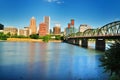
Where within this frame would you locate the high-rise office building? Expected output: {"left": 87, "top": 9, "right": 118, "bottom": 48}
{"left": 53, "top": 24, "right": 61, "bottom": 34}
{"left": 65, "top": 19, "right": 76, "bottom": 36}
{"left": 71, "top": 19, "right": 74, "bottom": 27}
{"left": 29, "top": 17, "right": 37, "bottom": 35}
{"left": 44, "top": 16, "right": 50, "bottom": 34}
{"left": 38, "top": 22, "right": 47, "bottom": 36}
{"left": 68, "top": 23, "right": 71, "bottom": 28}
{"left": 67, "top": 19, "right": 74, "bottom": 28}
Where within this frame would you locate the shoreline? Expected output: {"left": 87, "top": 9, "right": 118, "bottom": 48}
{"left": 6, "top": 38, "right": 62, "bottom": 42}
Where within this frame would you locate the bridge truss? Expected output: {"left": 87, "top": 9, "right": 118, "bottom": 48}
{"left": 83, "top": 21, "right": 120, "bottom": 37}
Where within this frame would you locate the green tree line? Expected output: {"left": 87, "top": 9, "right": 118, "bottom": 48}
{"left": 0, "top": 32, "right": 63, "bottom": 42}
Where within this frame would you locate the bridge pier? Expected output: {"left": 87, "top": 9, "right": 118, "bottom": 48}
{"left": 73, "top": 39, "right": 75, "bottom": 44}
{"left": 75, "top": 38, "right": 79, "bottom": 45}
{"left": 81, "top": 38, "right": 88, "bottom": 48}
{"left": 95, "top": 38, "right": 105, "bottom": 51}
{"left": 68, "top": 39, "right": 75, "bottom": 44}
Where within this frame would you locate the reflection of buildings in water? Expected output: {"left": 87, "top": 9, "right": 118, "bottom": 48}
{"left": 45, "top": 43, "right": 62, "bottom": 79}
{"left": 28, "top": 43, "right": 36, "bottom": 80}
{"left": 39, "top": 43, "right": 49, "bottom": 79}
{"left": 52, "top": 43, "right": 60, "bottom": 77}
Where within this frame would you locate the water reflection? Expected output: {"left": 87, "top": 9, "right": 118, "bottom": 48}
{"left": 39, "top": 43, "right": 48, "bottom": 79}
{"left": 0, "top": 42, "right": 109, "bottom": 80}
{"left": 28, "top": 42, "right": 36, "bottom": 80}
{"left": 50, "top": 43, "right": 60, "bottom": 78}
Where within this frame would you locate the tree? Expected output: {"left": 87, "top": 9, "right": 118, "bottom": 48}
{"left": 6, "top": 32, "right": 11, "bottom": 38}
{"left": 55, "top": 35, "right": 61, "bottom": 40}
{"left": 0, "top": 32, "right": 4, "bottom": 39}
{"left": 30, "top": 34, "right": 39, "bottom": 39}
{"left": 42, "top": 35, "right": 51, "bottom": 42}
{"left": 0, "top": 32, "right": 8, "bottom": 40}
{"left": 100, "top": 40, "right": 120, "bottom": 79}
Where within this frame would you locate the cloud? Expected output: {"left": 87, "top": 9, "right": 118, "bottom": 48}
{"left": 47, "top": 0, "right": 52, "bottom": 2}
{"left": 56, "top": 1, "right": 64, "bottom": 4}
{"left": 46, "top": 0, "right": 64, "bottom": 4}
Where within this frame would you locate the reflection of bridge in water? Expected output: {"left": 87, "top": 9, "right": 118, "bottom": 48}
{"left": 64, "top": 21, "right": 120, "bottom": 51}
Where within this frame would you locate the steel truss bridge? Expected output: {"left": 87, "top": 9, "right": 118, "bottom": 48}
{"left": 64, "top": 21, "right": 120, "bottom": 51}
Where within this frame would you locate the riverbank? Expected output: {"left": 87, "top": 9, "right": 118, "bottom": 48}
{"left": 0, "top": 40, "right": 6, "bottom": 42}
{"left": 6, "top": 38, "right": 62, "bottom": 42}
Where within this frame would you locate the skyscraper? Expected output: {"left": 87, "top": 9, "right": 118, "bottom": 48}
{"left": 68, "top": 23, "right": 71, "bottom": 28}
{"left": 38, "top": 22, "right": 47, "bottom": 36}
{"left": 65, "top": 19, "right": 76, "bottom": 36}
{"left": 29, "top": 17, "right": 37, "bottom": 35}
{"left": 71, "top": 19, "right": 74, "bottom": 27}
{"left": 44, "top": 16, "right": 50, "bottom": 34}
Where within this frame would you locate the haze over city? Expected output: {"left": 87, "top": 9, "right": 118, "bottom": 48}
{"left": 0, "top": 0, "right": 120, "bottom": 31}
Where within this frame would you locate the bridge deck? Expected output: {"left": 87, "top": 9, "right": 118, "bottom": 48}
{"left": 69, "top": 35, "right": 120, "bottom": 39}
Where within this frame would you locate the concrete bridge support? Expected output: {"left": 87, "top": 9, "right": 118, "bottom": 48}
{"left": 75, "top": 39, "right": 79, "bottom": 45}
{"left": 68, "top": 39, "right": 75, "bottom": 44}
{"left": 72, "top": 39, "right": 75, "bottom": 44}
{"left": 81, "top": 39, "right": 88, "bottom": 48}
{"left": 95, "top": 38, "right": 105, "bottom": 51}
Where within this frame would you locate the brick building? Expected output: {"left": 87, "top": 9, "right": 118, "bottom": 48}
{"left": 38, "top": 22, "right": 47, "bottom": 36}
{"left": 53, "top": 24, "right": 61, "bottom": 34}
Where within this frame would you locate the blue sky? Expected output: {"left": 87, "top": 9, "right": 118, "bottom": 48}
{"left": 0, "top": 0, "right": 120, "bottom": 31}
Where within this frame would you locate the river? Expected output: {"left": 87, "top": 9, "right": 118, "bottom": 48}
{"left": 0, "top": 42, "right": 109, "bottom": 80}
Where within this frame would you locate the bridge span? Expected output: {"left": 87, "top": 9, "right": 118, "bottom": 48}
{"left": 64, "top": 21, "right": 120, "bottom": 51}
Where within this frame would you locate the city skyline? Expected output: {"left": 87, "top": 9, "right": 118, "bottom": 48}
{"left": 0, "top": 0, "right": 120, "bottom": 31}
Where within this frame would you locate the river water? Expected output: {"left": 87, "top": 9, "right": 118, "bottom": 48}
{"left": 0, "top": 42, "right": 109, "bottom": 80}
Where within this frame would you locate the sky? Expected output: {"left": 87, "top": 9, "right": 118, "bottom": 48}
{"left": 0, "top": 0, "right": 120, "bottom": 31}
